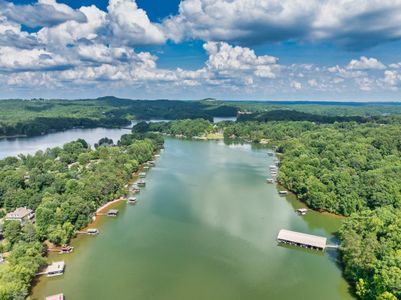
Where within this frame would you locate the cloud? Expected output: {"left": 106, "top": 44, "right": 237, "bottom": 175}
{"left": 0, "top": 46, "right": 70, "bottom": 71}
{"left": 290, "top": 81, "right": 302, "bottom": 90}
{"left": 107, "top": 0, "right": 165, "bottom": 46}
{"left": 0, "top": 0, "right": 87, "bottom": 28}
{"left": 347, "top": 56, "right": 386, "bottom": 70}
{"left": 0, "top": 16, "right": 43, "bottom": 49}
{"left": 163, "top": 0, "right": 401, "bottom": 49}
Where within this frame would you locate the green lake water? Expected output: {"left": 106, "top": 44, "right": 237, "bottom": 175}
{"left": 31, "top": 138, "right": 354, "bottom": 300}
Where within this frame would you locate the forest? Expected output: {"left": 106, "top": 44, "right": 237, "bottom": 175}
{"left": 0, "top": 133, "right": 163, "bottom": 299}
{"left": 0, "top": 97, "right": 237, "bottom": 137}
{"left": 144, "top": 118, "right": 401, "bottom": 300}
{"left": 3, "top": 97, "right": 401, "bottom": 138}
{"left": 134, "top": 119, "right": 216, "bottom": 138}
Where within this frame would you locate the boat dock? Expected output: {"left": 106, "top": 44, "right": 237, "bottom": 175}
{"left": 277, "top": 229, "right": 327, "bottom": 251}
{"left": 296, "top": 208, "right": 308, "bottom": 215}
{"left": 37, "top": 261, "right": 65, "bottom": 277}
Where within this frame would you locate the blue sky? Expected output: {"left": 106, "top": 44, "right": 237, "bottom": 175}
{"left": 1, "top": 0, "right": 401, "bottom": 101}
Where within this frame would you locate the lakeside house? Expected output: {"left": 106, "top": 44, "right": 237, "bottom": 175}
{"left": 45, "top": 294, "right": 64, "bottom": 300}
{"left": 45, "top": 261, "right": 65, "bottom": 277}
{"left": 5, "top": 207, "right": 34, "bottom": 225}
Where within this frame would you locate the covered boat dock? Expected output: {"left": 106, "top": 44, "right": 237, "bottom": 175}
{"left": 277, "top": 229, "right": 327, "bottom": 251}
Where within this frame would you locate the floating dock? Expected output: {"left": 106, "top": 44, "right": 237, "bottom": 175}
{"left": 277, "top": 229, "right": 327, "bottom": 251}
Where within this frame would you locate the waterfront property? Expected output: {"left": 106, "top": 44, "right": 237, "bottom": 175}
{"left": 5, "top": 207, "right": 34, "bottom": 224}
{"left": 45, "top": 261, "right": 65, "bottom": 277}
{"left": 277, "top": 229, "right": 327, "bottom": 251}
{"left": 107, "top": 209, "right": 119, "bottom": 217}
{"left": 30, "top": 137, "right": 352, "bottom": 300}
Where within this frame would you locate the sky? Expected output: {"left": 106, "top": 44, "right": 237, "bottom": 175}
{"left": 1, "top": 0, "right": 401, "bottom": 101}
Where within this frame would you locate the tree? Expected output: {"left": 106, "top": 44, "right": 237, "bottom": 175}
{"left": 3, "top": 221, "right": 21, "bottom": 245}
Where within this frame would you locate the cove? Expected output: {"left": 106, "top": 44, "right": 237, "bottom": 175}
{"left": 30, "top": 137, "right": 353, "bottom": 300}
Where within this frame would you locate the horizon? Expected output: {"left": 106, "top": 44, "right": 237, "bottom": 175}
{"left": 2, "top": 96, "right": 401, "bottom": 104}
{"left": 0, "top": 0, "right": 401, "bottom": 101}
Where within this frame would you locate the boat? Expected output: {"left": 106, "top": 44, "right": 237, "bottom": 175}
{"left": 59, "top": 245, "right": 74, "bottom": 254}
{"left": 128, "top": 197, "right": 137, "bottom": 204}
{"left": 266, "top": 178, "right": 274, "bottom": 184}
{"left": 279, "top": 190, "right": 288, "bottom": 195}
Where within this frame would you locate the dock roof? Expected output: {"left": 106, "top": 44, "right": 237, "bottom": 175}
{"left": 277, "top": 229, "right": 327, "bottom": 249}
{"left": 46, "top": 261, "right": 65, "bottom": 274}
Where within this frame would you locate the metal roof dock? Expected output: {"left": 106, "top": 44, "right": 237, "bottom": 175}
{"left": 277, "top": 229, "right": 327, "bottom": 250}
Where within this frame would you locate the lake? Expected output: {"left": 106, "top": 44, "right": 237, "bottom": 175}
{"left": 0, "top": 128, "right": 132, "bottom": 159}
{"left": 18, "top": 132, "right": 353, "bottom": 300}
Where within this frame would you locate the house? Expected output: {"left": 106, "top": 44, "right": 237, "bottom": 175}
{"left": 5, "top": 207, "right": 34, "bottom": 224}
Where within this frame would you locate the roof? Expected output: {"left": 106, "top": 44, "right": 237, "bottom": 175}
{"left": 46, "top": 261, "right": 65, "bottom": 273}
{"left": 277, "top": 229, "right": 327, "bottom": 249}
{"left": 5, "top": 207, "right": 33, "bottom": 219}
{"left": 45, "top": 294, "right": 64, "bottom": 300}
